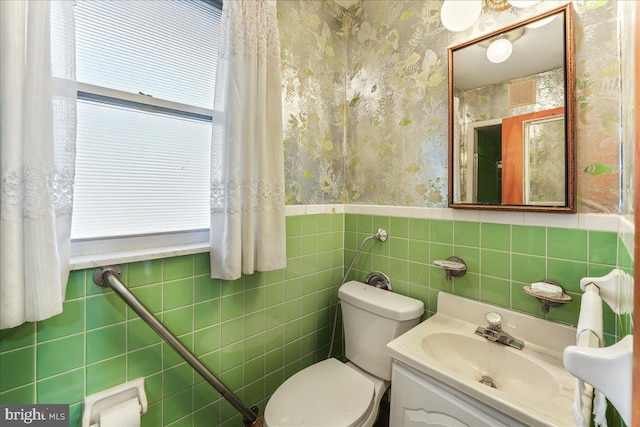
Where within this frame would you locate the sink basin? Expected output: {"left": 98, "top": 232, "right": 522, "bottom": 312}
{"left": 421, "top": 332, "right": 559, "bottom": 403}
{"left": 387, "top": 292, "right": 591, "bottom": 426}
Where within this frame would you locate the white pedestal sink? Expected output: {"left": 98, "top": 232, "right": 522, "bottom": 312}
{"left": 387, "top": 292, "right": 591, "bottom": 426}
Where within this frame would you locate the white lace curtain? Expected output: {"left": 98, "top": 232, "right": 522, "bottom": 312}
{"left": 0, "top": 0, "right": 76, "bottom": 329}
{"left": 210, "top": 0, "right": 286, "bottom": 280}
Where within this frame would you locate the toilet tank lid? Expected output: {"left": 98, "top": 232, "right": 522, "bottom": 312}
{"left": 339, "top": 281, "right": 424, "bottom": 321}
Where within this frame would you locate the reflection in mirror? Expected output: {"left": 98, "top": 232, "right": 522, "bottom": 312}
{"left": 448, "top": 4, "right": 575, "bottom": 212}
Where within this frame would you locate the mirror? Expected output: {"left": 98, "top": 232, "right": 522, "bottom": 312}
{"left": 448, "top": 4, "right": 575, "bottom": 212}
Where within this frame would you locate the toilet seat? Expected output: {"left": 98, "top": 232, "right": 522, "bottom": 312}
{"left": 264, "top": 358, "right": 375, "bottom": 427}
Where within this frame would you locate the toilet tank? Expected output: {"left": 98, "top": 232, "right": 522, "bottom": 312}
{"left": 338, "top": 281, "right": 424, "bottom": 381}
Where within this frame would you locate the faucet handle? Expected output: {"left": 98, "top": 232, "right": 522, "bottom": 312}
{"left": 485, "top": 312, "right": 503, "bottom": 330}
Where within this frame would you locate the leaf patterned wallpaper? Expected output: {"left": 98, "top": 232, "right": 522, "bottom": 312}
{"left": 278, "top": 0, "right": 628, "bottom": 214}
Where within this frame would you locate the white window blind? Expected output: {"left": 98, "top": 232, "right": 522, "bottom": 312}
{"left": 71, "top": 0, "right": 221, "bottom": 244}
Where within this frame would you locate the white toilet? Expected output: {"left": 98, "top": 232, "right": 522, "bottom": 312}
{"left": 264, "top": 280, "right": 424, "bottom": 427}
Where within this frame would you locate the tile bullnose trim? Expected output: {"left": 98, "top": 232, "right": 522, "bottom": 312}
{"left": 344, "top": 205, "right": 624, "bottom": 233}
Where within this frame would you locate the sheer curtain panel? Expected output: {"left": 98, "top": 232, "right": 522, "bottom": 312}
{"left": 0, "top": 0, "right": 76, "bottom": 329}
{"left": 210, "top": 0, "right": 286, "bottom": 280}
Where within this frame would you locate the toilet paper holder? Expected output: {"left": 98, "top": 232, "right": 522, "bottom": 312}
{"left": 82, "top": 377, "right": 147, "bottom": 427}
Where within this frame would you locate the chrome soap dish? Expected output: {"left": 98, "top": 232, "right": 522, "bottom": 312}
{"left": 522, "top": 280, "right": 572, "bottom": 314}
{"left": 433, "top": 256, "right": 467, "bottom": 282}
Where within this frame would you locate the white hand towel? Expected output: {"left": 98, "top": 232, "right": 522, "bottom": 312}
{"left": 572, "top": 378, "right": 587, "bottom": 427}
{"left": 593, "top": 390, "right": 608, "bottom": 427}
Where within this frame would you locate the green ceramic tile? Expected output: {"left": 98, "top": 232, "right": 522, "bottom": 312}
{"left": 389, "top": 237, "right": 409, "bottom": 261}
{"left": 194, "top": 275, "right": 220, "bottom": 302}
{"left": 37, "top": 334, "right": 83, "bottom": 379}
{"left": 0, "top": 384, "right": 35, "bottom": 404}
{"left": 163, "top": 278, "right": 193, "bottom": 310}
{"left": 38, "top": 299, "right": 84, "bottom": 342}
{"left": 245, "top": 356, "right": 265, "bottom": 384}
{"left": 220, "top": 342, "right": 244, "bottom": 375}
{"left": 408, "top": 240, "right": 429, "bottom": 263}
{"left": 264, "top": 368, "right": 283, "bottom": 398}
{"left": 127, "top": 286, "right": 162, "bottom": 319}
{"left": 86, "top": 324, "right": 126, "bottom": 364}
{"left": 300, "top": 254, "right": 316, "bottom": 276}
{"left": 245, "top": 332, "right": 266, "bottom": 361}
{"left": 480, "top": 250, "right": 510, "bottom": 279}
{"left": 302, "top": 214, "right": 318, "bottom": 235}
{"left": 317, "top": 232, "right": 332, "bottom": 252}
{"left": 194, "top": 252, "right": 211, "bottom": 276}
{"left": 68, "top": 403, "right": 82, "bottom": 427}
{"left": 286, "top": 215, "right": 303, "bottom": 236}
{"left": 0, "top": 347, "right": 35, "bottom": 392}
{"left": 245, "top": 311, "right": 266, "bottom": 337}
{"left": 283, "top": 341, "right": 301, "bottom": 366}
{"left": 345, "top": 214, "right": 357, "bottom": 232}
{"left": 163, "top": 363, "right": 193, "bottom": 397}
{"left": 453, "top": 273, "right": 480, "bottom": 300}
{"left": 389, "top": 258, "right": 409, "bottom": 282}
{"left": 128, "top": 260, "right": 162, "bottom": 287}
{"left": 390, "top": 216, "right": 409, "bottom": 238}
{"left": 194, "top": 299, "right": 220, "bottom": 330}
{"left": 300, "top": 294, "right": 316, "bottom": 315}
{"left": 144, "top": 373, "right": 163, "bottom": 404}
{"left": 589, "top": 231, "right": 617, "bottom": 265}
{"left": 429, "top": 242, "right": 453, "bottom": 263}
{"left": 37, "top": 368, "right": 83, "bottom": 404}
{"left": 163, "top": 255, "right": 193, "bottom": 281}
{"left": 454, "top": 221, "right": 480, "bottom": 247}
{"left": 548, "top": 228, "right": 587, "bottom": 261}
{"left": 141, "top": 402, "right": 162, "bottom": 427}
{"left": 128, "top": 344, "right": 162, "bottom": 378}
{"left": 357, "top": 215, "right": 373, "bottom": 234}
{"left": 0, "top": 322, "right": 35, "bottom": 352}
{"left": 266, "top": 283, "right": 285, "bottom": 307}
{"left": 265, "top": 347, "right": 284, "bottom": 373}
{"left": 220, "top": 318, "right": 244, "bottom": 347}
{"left": 86, "top": 355, "right": 126, "bottom": 395}
{"left": 163, "top": 388, "right": 193, "bottom": 425}
{"left": 164, "top": 306, "right": 194, "bottom": 336}
{"left": 301, "top": 235, "right": 317, "bottom": 256}
{"left": 511, "top": 225, "right": 546, "bottom": 256}
{"left": 86, "top": 292, "right": 126, "bottom": 330}
{"left": 162, "top": 333, "right": 194, "bottom": 369}
{"left": 317, "top": 214, "right": 332, "bottom": 233}
{"left": 285, "top": 300, "right": 301, "bottom": 323}
{"left": 194, "top": 401, "right": 220, "bottom": 427}
{"left": 221, "top": 293, "right": 244, "bottom": 322}
{"left": 481, "top": 223, "right": 510, "bottom": 251}
{"left": 245, "top": 288, "right": 266, "bottom": 314}
{"left": 408, "top": 262, "right": 429, "bottom": 287}
{"left": 286, "top": 236, "right": 302, "bottom": 258}
{"left": 511, "top": 254, "right": 546, "bottom": 284}
{"left": 331, "top": 213, "right": 344, "bottom": 231}
{"left": 66, "top": 270, "right": 86, "bottom": 300}
{"left": 266, "top": 269, "right": 285, "bottom": 285}
{"left": 128, "top": 318, "right": 162, "bottom": 351}
{"left": 285, "top": 257, "right": 303, "bottom": 280}
{"left": 428, "top": 266, "right": 452, "bottom": 293}
{"left": 481, "top": 276, "right": 511, "bottom": 308}
{"left": 266, "top": 306, "right": 284, "bottom": 331}
{"left": 546, "top": 258, "right": 587, "bottom": 293}
{"left": 430, "top": 220, "right": 453, "bottom": 244}
{"left": 317, "top": 251, "right": 331, "bottom": 271}
{"left": 408, "top": 218, "right": 429, "bottom": 241}
{"left": 194, "top": 325, "right": 220, "bottom": 356}
{"left": 546, "top": 294, "right": 580, "bottom": 325}
{"left": 244, "top": 378, "right": 265, "bottom": 408}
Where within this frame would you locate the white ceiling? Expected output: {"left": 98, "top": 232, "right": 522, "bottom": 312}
{"left": 453, "top": 12, "right": 565, "bottom": 91}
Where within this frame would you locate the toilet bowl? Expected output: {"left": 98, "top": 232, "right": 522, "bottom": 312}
{"left": 264, "top": 280, "right": 424, "bottom": 427}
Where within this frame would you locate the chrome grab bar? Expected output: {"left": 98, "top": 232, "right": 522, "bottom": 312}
{"left": 93, "top": 265, "right": 259, "bottom": 426}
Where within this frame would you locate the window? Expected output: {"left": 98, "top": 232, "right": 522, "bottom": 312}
{"left": 70, "top": 0, "right": 222, "bottom": 257}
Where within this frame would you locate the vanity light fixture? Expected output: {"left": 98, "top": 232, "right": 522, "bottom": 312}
{"left": 486, "top": 37, "right": 513, "bottom": 63}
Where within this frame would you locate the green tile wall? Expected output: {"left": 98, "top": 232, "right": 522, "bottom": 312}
{"left": 0, "top": 213, "right": 344, "bottom": 427}
{"left": 0, "top": 212, "right": 633, "bottom": 427}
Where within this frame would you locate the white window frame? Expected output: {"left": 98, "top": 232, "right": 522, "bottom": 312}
{"left": 70, "top": 2, "right": 224, "bottom": 267}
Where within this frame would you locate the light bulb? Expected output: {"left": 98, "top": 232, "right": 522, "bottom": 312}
{"left": 486, "top": 38, "right": 513, "bottom": 63}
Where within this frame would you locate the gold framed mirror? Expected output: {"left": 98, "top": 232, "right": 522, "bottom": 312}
{"left": 448, "top": 4, "right": 575, "bottom": 212}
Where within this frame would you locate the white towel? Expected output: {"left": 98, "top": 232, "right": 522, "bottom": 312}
{"left": 572, "top": 378, "right": 587, "bottom": 427}
{"left": 593, "top": 390, "right": 608, "bottom": 427}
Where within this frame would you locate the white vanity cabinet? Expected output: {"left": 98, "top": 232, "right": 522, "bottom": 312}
{"left": 389, "top": 362, "right": 526, "bottom": 427}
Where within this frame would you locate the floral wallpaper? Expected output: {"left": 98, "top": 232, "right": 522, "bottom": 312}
{"left": 278, "top": 0, "right": 625, "bottom": 214}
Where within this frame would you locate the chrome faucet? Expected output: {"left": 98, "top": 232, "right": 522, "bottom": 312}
{"left": 474, "top": 312, "right": 525, "bottom": 350}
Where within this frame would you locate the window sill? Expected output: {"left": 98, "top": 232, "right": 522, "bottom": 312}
{"left": 70, "top": 242, "right": 210, "bottom": 271}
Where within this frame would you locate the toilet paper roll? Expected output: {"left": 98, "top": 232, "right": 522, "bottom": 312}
{"left": 576, "top": 290, "right": 603, "bottom": 345}
{"left": 99, "top": 398, "right": 141, "bottom": 427}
